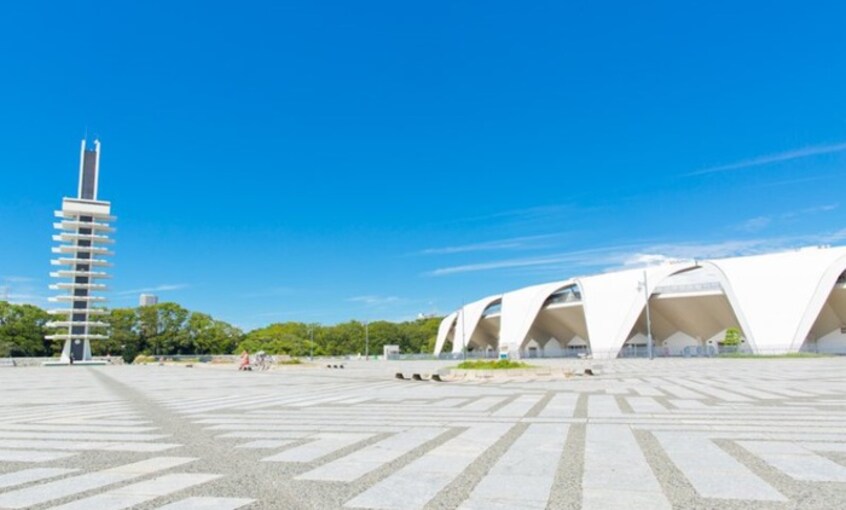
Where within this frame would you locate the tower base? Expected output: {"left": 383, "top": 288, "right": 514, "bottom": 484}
{"left": 43, "top": 359, "right": 108, "bottom": 367}
{"left": 59, "top": 338, "right": 93, "bottom": 363}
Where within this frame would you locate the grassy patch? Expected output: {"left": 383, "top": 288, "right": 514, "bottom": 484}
{"left": 279, "top": 358, "right": 303, "bottom": 365}
{"left": 456, "top": 359, "right": 532, "bottom": 370}
{"left": 718, "top": 352, "right": 831, "bottom": 359}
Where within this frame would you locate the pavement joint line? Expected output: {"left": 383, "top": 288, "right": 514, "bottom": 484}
{"left": 547, "top": 422, "right": 585, "bottom": 510}
{"left": 87, "top": 369, "right": 293, "bottom": 509}
{"left": 3, "top": 360, "right": 845, "bottom": 509}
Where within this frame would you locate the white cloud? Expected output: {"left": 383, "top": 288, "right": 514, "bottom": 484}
{"left": 734, "top": 203, "right": 838, "bottom": 232}
{"left": 1, "top": 276, "right": 37, "bottom": 283}
{"left": 427, "top": 255, "right": 570, "bottom": 276}
{"left": 426, "top": 245, "right": 643, "bottom": 276}
{"left": 426, "top": 232, "right": 846, "bottom": 277}
{"left": 347, "top": 295, "right": 402, "bottom": 306}
{"left": 798, "top": 203, "right": 839, "bottom": 215}
{"left": 688, "top": 141, "right": 846, "bottom": 176}
{"left": 621, "top": 253, "right": 678, "bottom": 267}
{"left": 420, "top": 234, "right": 558, "bottom": 255}
{"left": 3, "top": 293, "right": 49, "bottom": 304}
{"left": 735, "top": 216, "right": 772, "bottom": 233}
{"left": 1, "top": 276, "right": 48, "bottom": 306}
{"left": 750, "top": 175, "right": 834, "bottom": 188}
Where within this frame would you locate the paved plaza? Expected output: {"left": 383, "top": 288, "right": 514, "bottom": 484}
{"left": 0, "top": 359, "right": 845, "bottom": 509}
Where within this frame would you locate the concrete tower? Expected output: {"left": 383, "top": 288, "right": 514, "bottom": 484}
{"left": 46, "top": 140, "right": 115, "bottom": 364}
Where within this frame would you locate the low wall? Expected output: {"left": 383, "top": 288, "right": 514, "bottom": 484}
{"left": 0, "top": 356, "right": 125, "bottom": 367}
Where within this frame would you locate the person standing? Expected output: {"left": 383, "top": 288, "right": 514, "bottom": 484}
{"left": 239, "top": 350, "right": 250, "bottom": 371}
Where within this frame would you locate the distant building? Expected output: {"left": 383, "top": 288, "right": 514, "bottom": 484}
{"left": 47, "top": 140, "right": 115, "bottom": 364}
{"left": 383, "top": 344, "right": 400, "bottom": 359}
{"left": 139, "top": 294, "right": 158, "bottom": 307}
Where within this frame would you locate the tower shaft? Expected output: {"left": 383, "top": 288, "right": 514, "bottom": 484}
{"left": 47, "top": 140, "right": 115, "bottom": 364}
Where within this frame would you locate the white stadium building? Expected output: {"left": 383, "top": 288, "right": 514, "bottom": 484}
{"left": 434, "top": 245, "right": 846, "bottom": 359}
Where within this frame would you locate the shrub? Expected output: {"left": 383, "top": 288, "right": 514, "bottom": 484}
{"left": 723, "top": 327, "right": 742, "bottom": 346}
{"left": 456, "top": 359, "right": 531, "bottom": 370}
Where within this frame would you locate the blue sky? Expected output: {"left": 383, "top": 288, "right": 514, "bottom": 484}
{"left": 1, "top": 1, "right": 845, "bottom": 330}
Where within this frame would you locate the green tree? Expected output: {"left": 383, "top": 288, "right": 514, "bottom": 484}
{"left": 723, "top": 327, "right": 742, "bottom": 346}
{"left": 187, "top": 312, "right": 242, "bottom": 354}
{"left": 238, "top": 322, "right": 310, "bottom": 355}
{"left": 98, "top": 308, "right": 141, "bottom": 362}
{"left": 365, "top": 321, "right": 399, "bottom": 356}
{"left": 0, "top": 302, "right": 53, "bottom": 357}
{"left": 400, "top": 317, "right": 441, "bottom": 353}
{"left": 154, "top": 303, "right": 190, "bottom": 354}
{"left": 1, "top": 300, "right": 446, "bottom": 360}
{"left": 137, "top": 304, "right": 160, "bottom": 354}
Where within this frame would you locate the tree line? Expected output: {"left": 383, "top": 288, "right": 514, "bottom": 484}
{"left": 238, "top": 318, "right": 442, "bottom": 358}
{"left": 0, "top": 301, "right": 442, "bottom": 362}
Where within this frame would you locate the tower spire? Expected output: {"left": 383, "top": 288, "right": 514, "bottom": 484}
{"left": 77, "top": 139, "right": 101, "bottom": 200}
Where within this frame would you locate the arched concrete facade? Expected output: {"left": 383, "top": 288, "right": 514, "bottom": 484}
{"left": 575, "top": 262, "right": 697, "bottom": 358}
{"left": 525, "top": 301, "right": 589, "bottom": 355}
{"left": 627, "top": 288, "right": 746, "bottom": 355}
{"left": 805, "top": 278, "right": 846, "bottom": 352}
{"left": 468, "top": 313, "right": 500, "bottom": 353}
{"left": 498, "top": 280, "right": 575, "bottom": 356}
{"left": 435, "top": 246, "right": 846, "bottom": 358}
{"left": 450, "top": 295, "right": 502, "bottom": 354}
{"left": 792, "top": 253, "right": 846, "bottom": 352}
{"left": 434, "top": 312, "right": 457, "bottom": 356}
{"left": 705, "top": 247, "right": 846, "bottom": 354}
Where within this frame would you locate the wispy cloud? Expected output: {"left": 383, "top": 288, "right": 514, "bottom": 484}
{"left": 442, "top": 204, "right": 598, "bottom": 231}
{"left": 347, "top": 295, "right": 402, "bottom": 306}
{"left": 733, "top": 203, "right": 839, "bottom": 233}
{"left": 427, "top": 255, "right": 569, "bottom": 276}
{"left": 420, "top": 234, "right": 558, "bottom": 255}
{"left": 426, "top": 244, "right": 643, "bottom": 276}
{"left": 621, "top": 239, "right": 775, "bottom": 263}
{"left": 785, "top": 203, "right": 839, "bottom": 218}
{"left": 735, "top": 216, "right": 772, "bottom": 233}
{"left": 1, "top": 276, "right": 37, "bottom": 284}
{"left": 748, "top": 174, "right": 836, "bottom": 189}
{"left": 2, "top": 293, "right": 49, "bottom": 304}
{"left": 114, "top": 284, "right": 189, "bottom": 297}
{"left": 687, "top": 141, "right": 846, "bottom": 176}
{"left": 1, "top": 276, "right": 48, "bottom": 306}
{"left": 621, "top": 254, "right": 678, "bottom": 267}
{"left": 426, "top": 231, "right": 846, "bottom": 278}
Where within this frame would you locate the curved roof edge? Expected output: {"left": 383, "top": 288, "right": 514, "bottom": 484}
{"left": 451, "top": 294, "right": 502, "bottom": 353}
{"left": 434, "top": 312, "right": 458, "bottom": 356}
{"left": 499, "top": 280, "right": 575, "bottom": 353}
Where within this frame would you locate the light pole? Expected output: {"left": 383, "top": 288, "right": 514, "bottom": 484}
{"left": 460, "top": 302, "right": 466, "bottom": 361}
{"left": 364, "top": 320, "right": 369, "bottom": 360}
{"left": 309, "top": 324, "right": 314, "bottom": 361}
{"left": 637, "top": 270, "right": 654, "bottom": 360}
